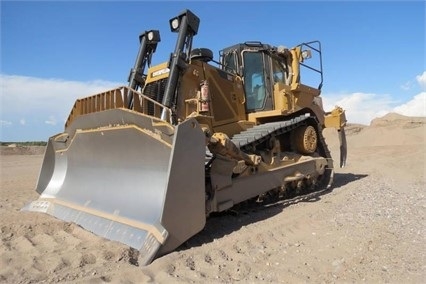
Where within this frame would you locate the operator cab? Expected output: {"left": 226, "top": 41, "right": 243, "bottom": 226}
{"left": 220, "top": 42, "right": 291, "bottom": 113}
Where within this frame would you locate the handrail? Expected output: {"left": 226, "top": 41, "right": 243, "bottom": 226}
{"left": 65, "top": 86, "right": 172, "bottom": 128}
{"left": 298, "top": 41, "right": 323, "bottom": 90}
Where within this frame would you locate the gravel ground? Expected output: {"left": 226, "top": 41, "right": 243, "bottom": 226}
{"left": 1, "top": 114, "right": 425, "bottom": 283}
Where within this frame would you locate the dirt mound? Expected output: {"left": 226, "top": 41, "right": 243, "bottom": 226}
{"left": 348, "top": 114, "right": 425, "bottom": 148}
{"left": 370, "top": 112, "right": 425, "bottom": 128}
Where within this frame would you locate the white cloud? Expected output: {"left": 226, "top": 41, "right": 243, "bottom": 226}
{"left": 400, "top": 81, "right": 414, "bottom": 91}
{"left": 0, "top": 120, "right": 12, "bottom": 127}
{"left": 416, "top": 71, "right": 426, "bottom": 90}
{"left": 0, "top": 74, "right": 120, "bottom": 141}
{"left": 323, "top": 91, "right": 425, "bottom": 125}
{"left": 322, "top": 92, "right": 395, "bottom": 125}
{"left": 0, "top": 74, "right": 120, "bottom": 118}
{"left": 45, "top": 115, "right": 57, "bottom": 126}
{"left": 400, "top": 71, "right": 425, "bottom": 92}
{"left": 393, "top": 92, "right": 426, "bottom": 117}
{"left": 324, "top": 71, "right": 426, "bottom": 125}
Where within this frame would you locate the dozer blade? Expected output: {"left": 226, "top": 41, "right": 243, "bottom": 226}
{"left": 23, "top": 110, "right": 206, "bottom": 265}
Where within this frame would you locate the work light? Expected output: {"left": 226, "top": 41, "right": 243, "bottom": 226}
{"left": 170, "top": 18, "right": 180, "bottom": 32}
{"left": 168, "top": 10, "right": 199, "bottom": 35}
{"left": 142, "top": 30, "right": 160, "bottom": 43}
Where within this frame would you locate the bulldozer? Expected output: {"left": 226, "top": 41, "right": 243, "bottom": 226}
{"left": 23, "top": 9, "right": 347, "bottom": 266}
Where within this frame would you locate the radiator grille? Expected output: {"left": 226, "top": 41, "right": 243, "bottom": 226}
{"left": 143, "top": 79, "right": 167, "bottom": 115}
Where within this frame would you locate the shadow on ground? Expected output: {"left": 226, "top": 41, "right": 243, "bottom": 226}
{"left": 176, "top": 172, "right": 368, "bottom": 252}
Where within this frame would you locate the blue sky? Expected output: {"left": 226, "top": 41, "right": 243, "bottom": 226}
{"left": 1, "top": 1, "right": 425, "bottom": 142}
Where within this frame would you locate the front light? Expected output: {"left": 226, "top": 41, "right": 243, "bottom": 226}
{"left": 170, "top": 18, "right": 180, "bottom": 31}
{"left": 141, "top": 30, "right": 160, "bottom": 44}
{"left": 147, "top": 31, "right": 154, "bottom": 41}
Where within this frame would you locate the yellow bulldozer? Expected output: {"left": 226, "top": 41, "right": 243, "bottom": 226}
{"left": 24, "top": 9, "right": 347, "bottom": 265}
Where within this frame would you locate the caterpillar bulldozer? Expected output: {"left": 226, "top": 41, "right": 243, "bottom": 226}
{"left": 23, "top": 9, "right": 347, "bottom": 266}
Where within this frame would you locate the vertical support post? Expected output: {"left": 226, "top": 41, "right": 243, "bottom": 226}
{"left": 161, "top": 10, "right": 200, "bottom": 121}
{"left": 127, "top": 30, "right": 161, "bottom": 109}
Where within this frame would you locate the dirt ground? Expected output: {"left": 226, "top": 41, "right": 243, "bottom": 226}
{"left": 0, "top": 113, "right": 425, "bottom": 283}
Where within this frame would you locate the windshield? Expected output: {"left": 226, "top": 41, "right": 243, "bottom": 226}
{"left": 243, "top": 51, "right": 266, "bottom": 111}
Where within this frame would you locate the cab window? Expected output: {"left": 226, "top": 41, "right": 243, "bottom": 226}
{"left": 222, "top": 52, "right": 237, "bottom": 74}
{"left": 243, "top": 52, "right": 266, "bottom": 111}
{"left": 272, "top": 59, "right": 291, "bottom": 85}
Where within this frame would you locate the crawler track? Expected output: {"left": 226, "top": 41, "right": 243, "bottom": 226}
{"left": 231, "top": 114, "right": 334, "bottom": 188}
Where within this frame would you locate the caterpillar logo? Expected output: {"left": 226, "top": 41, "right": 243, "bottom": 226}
{"left": 152, "top": 68, "right": 170, "bottom": 77}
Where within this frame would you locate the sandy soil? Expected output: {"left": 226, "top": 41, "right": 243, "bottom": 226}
{"left": 1, "top": 113, "right": 425, "bottom": 283}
